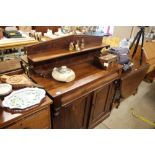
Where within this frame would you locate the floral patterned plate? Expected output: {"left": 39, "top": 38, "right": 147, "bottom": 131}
{"left": 2, "top": 88, "right": 46, "bottom": 110}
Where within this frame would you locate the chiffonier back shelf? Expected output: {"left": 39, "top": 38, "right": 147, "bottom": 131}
{"left": 25, "top": 35, "right": 108, "bottom": 66}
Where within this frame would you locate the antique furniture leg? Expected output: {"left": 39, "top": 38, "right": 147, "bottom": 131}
{"left": 52, "top": 96, "right": 62, "bottom": 129}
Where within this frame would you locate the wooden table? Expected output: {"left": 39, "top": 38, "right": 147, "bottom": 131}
{"left": 0, "top": 59, "right": 21, "bottom": 74}
{"left": 0, "top": 38, "right": 38, "bottom": 61}
{"left": 0, "top": 74, "right": 53, "bottom": 129}
{"left": 0, "top": 38, "right": 38, "bottom": 50}
{"left": 0, "top": 64, "right": 53, "bottom": 129}
{"left": 0, "top": 96, "right": 52, "bottom": 129}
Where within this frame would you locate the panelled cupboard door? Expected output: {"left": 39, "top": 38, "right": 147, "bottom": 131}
{"left": 89, "top": 82, "right": 115, "bottom": 128}
{"left": 61, "top": 94, "right": 92, "bottom": 129}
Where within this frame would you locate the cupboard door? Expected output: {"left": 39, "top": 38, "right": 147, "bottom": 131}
{"left": 61, "top": 94, "right": 91, "bottom": 129}
{"left": 89, "top": 82, "right": 115, "bottom": 128}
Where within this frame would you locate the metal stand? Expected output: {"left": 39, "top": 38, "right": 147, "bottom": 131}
{"left": 129, "top": 26, "right": 146, "bottom": 65}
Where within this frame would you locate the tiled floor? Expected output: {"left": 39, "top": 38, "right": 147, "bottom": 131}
{"left": 95, "top": 81, "right": 155, "bottom": 129}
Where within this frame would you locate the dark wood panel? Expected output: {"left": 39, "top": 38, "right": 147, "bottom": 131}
{"left": 121, "top": 64, "right": 149, "bottom": 98}
{"left": 92, "top": 85, "right": 109, "bottom": 119}
{"left": 60, "top": 94, "right": 91, "bottom": 129}
{"left": 89, "top": 83, "right": 114, "bottom": 128}
{"left": 33, "top": 26, "right": 61, "bottom": 33}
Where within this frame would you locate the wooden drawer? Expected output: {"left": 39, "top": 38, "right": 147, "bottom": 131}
{"left": 5, "top": 107, "right": 51, "bottom": 129}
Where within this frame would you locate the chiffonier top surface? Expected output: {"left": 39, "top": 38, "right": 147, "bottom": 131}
{"left": 30, "top": 62, "right": 121, "bottom": 99}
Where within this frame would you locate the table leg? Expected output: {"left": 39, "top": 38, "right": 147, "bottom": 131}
{"left": 0, "top": 50, "right": 4, "bottom": 61}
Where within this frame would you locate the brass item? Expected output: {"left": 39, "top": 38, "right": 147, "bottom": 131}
{"left": 100, "top": 47, "right": 109, "bottom": 55}
{"left": 37, "top": 32, "right": 42, "bottom": 41}
{"left": 69, "top": 42, "right": 74, "bottom": 51}
{"left": 81, "top": 38, "right": 85, "bottom": 49}
{"left": 75, "top": 40, "right": 80, "bottom": 51}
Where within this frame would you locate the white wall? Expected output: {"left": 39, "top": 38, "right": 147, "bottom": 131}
{"left": 113, "top": 26, "right": 133, "bottom": 39}
{"left": 113, "top": 26, "right": 152, "bottom": 40}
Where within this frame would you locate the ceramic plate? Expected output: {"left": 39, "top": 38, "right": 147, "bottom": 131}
{"left": 0, "top": 83, "right": 12, "bottom": 96}
{"left": 2, "top": 88, "right": 46, "bottom": 109}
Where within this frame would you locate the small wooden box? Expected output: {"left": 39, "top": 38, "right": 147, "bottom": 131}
{"left": 94, "top": 53, "right": 118, "bottom": 70}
